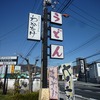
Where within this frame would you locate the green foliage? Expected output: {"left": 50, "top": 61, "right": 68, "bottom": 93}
{"left": 14, "top": 79, "right": 20, "bottom": 94}
{"left": 0, "top": 90, "right": 39, "bottom": 100}
{"left": 11, "top": 92, "right": 39, "bottom": 100}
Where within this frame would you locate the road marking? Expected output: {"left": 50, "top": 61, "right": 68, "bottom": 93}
{"left": 89, "top": 98, "right": 97, "bottom": 100}
{"left": 84, "top": 90, "right": 92, "bottom": 92}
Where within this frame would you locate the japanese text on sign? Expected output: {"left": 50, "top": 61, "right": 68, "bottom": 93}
{"left": 51, "top": 27, "right": 63, "bottom": 41}
{"left": 49, "top": 67, "right": 58, "bottom": 99}
{"left": 28, "top": 13, "right": 41, "bottom": 40}
{"left": 51, "top": 11, "right": 62, "bottom": 25}
{"left": 62, "top": 64, "right": 74, "bottom": 100}
{"left": 51, "top": 45, "right": 64, "bottom": 59}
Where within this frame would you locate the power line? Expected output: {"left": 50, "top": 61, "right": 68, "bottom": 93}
{"left": 85, "top": 51, "right": 100, "bottom": 59}
{"left": 19, "top": 1, "right": 43, "bottom": 64}
{"left": 20, "top": 42, "right": 39, "bottom": 64}
{"left": 69, "top": 8, "right": 100, "bottom": 27}
{"left": 57, "top": 0, "right": 66, "bottom": 12}
{"left": 70, "top": 15, "right": 100, "bottom": 31}
{"left": 71, "top": 4, "right": 100, "bottom": 22}
{"left": 0, "top": 22, "right": 27, "bottom": 40}
{"left": 60, "top": 0, "right": 74, "bottom": 13}
{"left": 65, "top": 32, "right": 100, "bottom": 56}
{"left": 57, "top": 0, "right": 74, "bottom": 13}
{"left": 72, "top": 51, "right": 100, "bottom": 63}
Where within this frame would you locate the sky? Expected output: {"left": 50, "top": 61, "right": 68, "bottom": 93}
{"left": 0, "top": 0, "right": 100, "bottom": 67}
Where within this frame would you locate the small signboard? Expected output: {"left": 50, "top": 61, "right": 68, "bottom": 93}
{"left": 0, "top": 56, "right": 18, "bottom": 65}
{"left": 97, "top": 63, "right": 100, "bottom": 76}
{"left": 80, "top": 59, "right": 85, "bottom": 74}
{"left": 49, "top": 67, "right": 58, "bottom": 99}
{"left": 7, "top": 65, "right": 15, "bottom": 74}
{"left": 14, "top": 65, "right": 21, "bottom": 73}
{"left": 51, "top": 27, "right": 63, "bottom": 41}
{"left": 28, "top": 13, "right": 41, "bottom": 41}
{"left": 51, "top": 11, "right": 62, "bottom": 25}
{"left": 50, "top": 44, "right": 64, "bottom": 59}
{"left": 11, "top": 65, "right": 15, "bottom": 73}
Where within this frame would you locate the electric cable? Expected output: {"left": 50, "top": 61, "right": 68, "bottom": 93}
{"left": 65, "top": 32, "right": 100, "bottom": 56}
{"left": 72, "top": 51, "right": 100, "bottom": 63}
{"left": 71, "top": 4, "right": 100, "bottom": 22}
{"left": 69, "top": 8, "right": 100, "bottom": 27}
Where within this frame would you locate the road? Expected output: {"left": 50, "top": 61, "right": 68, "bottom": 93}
{"left": 74, "top": 81, "right": 100, "bottom": 100}
{"left": 59, "top": 81, "right": 100, "bottom": 100}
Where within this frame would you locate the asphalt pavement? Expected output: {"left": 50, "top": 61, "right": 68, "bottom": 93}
{"left": 59, "top": 81, "right": 100, "bottom": 100}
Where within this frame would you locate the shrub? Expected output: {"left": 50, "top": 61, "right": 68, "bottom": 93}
{"left": 11, "top": 92, "right": 39, "bottom": 100}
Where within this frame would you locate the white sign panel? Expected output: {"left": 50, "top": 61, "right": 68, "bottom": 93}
{"left": 51, "top": 27, "right": 63, "bottom": 41}
{"left": 0, "top": 56, "right": 18, "bottom": 65}
{"left": 14, "top": 66, "right": 21, "bottom": 73}
{"left": 80, "top": 60, "right": 85, "bottom": 74}
{"left": 51, "top": 45, "right": 64, "bottom": 59}
{"left": 97, "top": 63, "right": 100, "bottom": 76}
{"left": 0, "top": 65, "right": 6, "bottom": 74}
{"left": 28, "top": 13, "right": 41, "bottom": 40}
{"left": 51, "top": 11, "right": 62, "bottom": 25}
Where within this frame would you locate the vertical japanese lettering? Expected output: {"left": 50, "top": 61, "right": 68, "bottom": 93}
{"left": 49, "top": 67, "right": 58, "bottom": 99}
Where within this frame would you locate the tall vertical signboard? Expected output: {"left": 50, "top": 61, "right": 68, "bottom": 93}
{"left": 76, "top": 58, "right": 87, "bottom": 82}
{"left": 50, "top": 11, "right": 64, "bottom": 59}
{"left": 49, "top": 67, "right": 58, "bottom": 99}
{"left": 28, "top": 13, "right": 41, "bottom": 41}
{"left": 62, "top": 64, "right": 74, "bottom": 100}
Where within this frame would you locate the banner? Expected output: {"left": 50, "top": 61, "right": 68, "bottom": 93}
{"left": 49, "top": 67, "right": 58, "bottom": 99}
{"left": 62, "top": 64, "right": 74, "bottom": 100}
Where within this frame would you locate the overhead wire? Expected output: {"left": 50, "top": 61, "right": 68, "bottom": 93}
{"left": 71, "top": 4, "right": 100, "bottom": 22}
{"left": 65, "top": 32, "right": 100, "bottom": 56}
{"left": 56, "top": 0, "right": 67, "bottom": 12}
{"left": 70, "top": 16, "right": 100, "bottom": 31}
{"left": 49, "top": 0, "right": 100, "bottom": 66}
{"left": 60, "top": 0, "right": 74, "bottom": 13}
{"left": 68, "top": 8, "right": 100, "bottom": 27}
{"left": 0, "top": 22, "right": 27, "bottom": 41}
{"left": 19, "top": 0, "right": 43, "bottom": 64}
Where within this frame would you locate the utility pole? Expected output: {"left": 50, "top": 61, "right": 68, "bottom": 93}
{"left": 3, "top": 65, "right": 8, "bottom": 95}
{"left": 41, "top": 0, "right": 52, "bottom": 88}
{"left": 41, "top": 0, "right": 48, "bottom": 88}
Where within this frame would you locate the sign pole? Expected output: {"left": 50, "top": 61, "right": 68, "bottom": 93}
{"left": 3, "top": 65, "right": 8, "bottom": 95}
{"left": 41, "top": 0, "right": 48, "bottom": 88}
